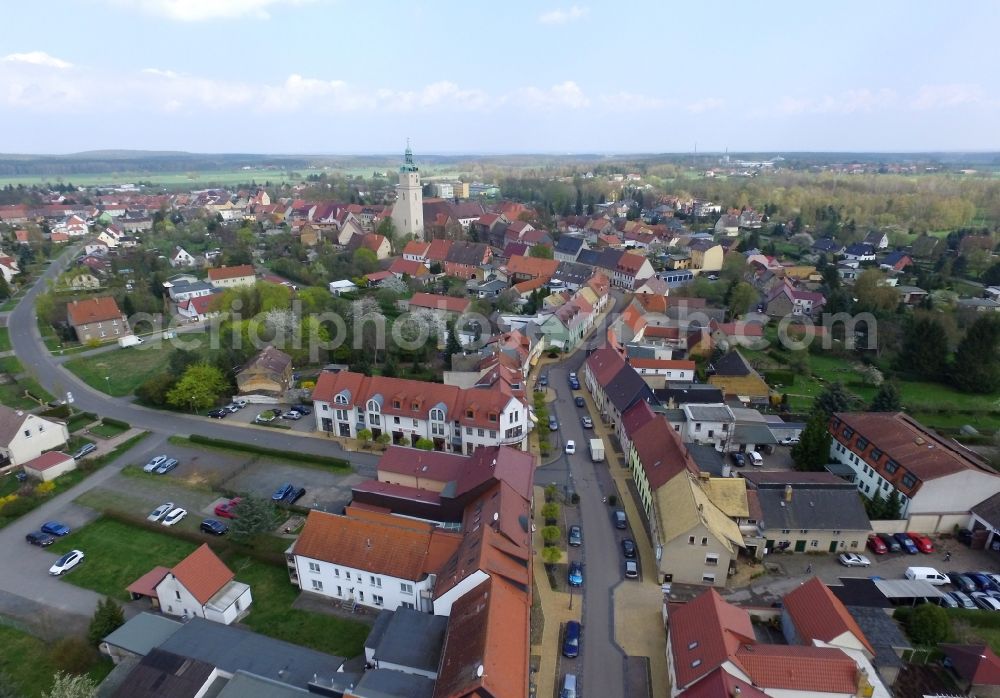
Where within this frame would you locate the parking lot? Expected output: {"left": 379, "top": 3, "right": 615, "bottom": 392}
{"left": 204, "top": 403, "right": 317, "bottom": 434}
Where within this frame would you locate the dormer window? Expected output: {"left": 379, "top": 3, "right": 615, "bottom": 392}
{"left": 335, "top": 394, "right": 348, "bottom": 405}
{"left": 466, "top": 409, "right": 474, "bottom": 419}
{"left": 488, "top": 412, "right": 498, "bottom": 422}
{"left": 392, "top": 400, "right": 401, "bottom": 409}
{"left": 412, "top": 402, "right": 419, "bottom": 411}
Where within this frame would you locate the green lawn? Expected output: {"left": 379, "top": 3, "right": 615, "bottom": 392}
{"left": 0, "top": 622, "right": 113, "bottom": 697}
{"left": 50, "top": 519, "right": 370, "bottom": 658}
{"left": 0, "top": 327, "right": 10, "bottom": 352}
{"left": 88, "top": 422, "right": 128, "bottom": 439}
{"left": 64, "top": 333, "right": 208, "bottom": 396}
{"left": 0, "top": 353, "right": 52, "bottom": 409}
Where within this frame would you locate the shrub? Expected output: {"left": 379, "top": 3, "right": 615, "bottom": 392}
{"left": 0, "top": 495, "right": 38, "bottom": 518}
{"left": 541, "top": 546, "right": 562, "bottom": 565}
{"left": 541, "top": 525, "right": 561, "bottom": 545}
{"left": 301, "top": 380, "right": 316, "bottom": 390}
{"left": 49, "top": 636, "right": 97, "bottom": 674}
{"left": 907, "top": 603, "right": 951, "bottom": 645}
{"left": 608, "top": 494, "right": 618, "bottom": 507}
{"left": 36, "top": 481, "right": 55, "bottom": 495}
{"left": 100, "top": 417, "right": 129, "bottom": 430}
{"left": 541, "top": 502, "right": 560, "bottom": 522}
{"left": 186, "top": 434, "right": 351, "bottom": 470}
{"left": 544, "top": 484, "right": 558, "bottom": 503}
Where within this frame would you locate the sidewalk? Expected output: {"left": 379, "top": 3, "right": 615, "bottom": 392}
{"left": 530, "top": 485, "right": 579, "bottom": 698}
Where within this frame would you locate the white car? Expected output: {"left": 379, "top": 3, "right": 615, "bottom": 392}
{"left": 838, "top": 552, "right": 871, "bottom": 568}
{"left": 565, "top": 440, "right": 576, "bottom": 455}
{"left": 161, "top": 508, "right": 188, "bottom": 527}
{"left": 147, "top": 502, "right": 174, "bottom": 522}
{"left": 972, "top": 592, "right": 1000, "bottom": 611}
{"left": 746, "top": 451, "right": 764, "bottom": 467}
{"left": 780, "top": 436, "right": 800, "bottom": 445}
{"left": 49, "top": 550, "right": 84, "bottom": 576}
{"left": 143, "top": 455, "right": 168, "bottom": 473}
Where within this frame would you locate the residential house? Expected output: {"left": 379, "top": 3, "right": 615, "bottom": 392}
{"left": 583, "top": 346, "right": 657, "bottom": 440}
{"left": 843, "top": 243, "right": 876, "bottom": 262}
{"left": 66, "top": 296, "right": 130, "bottom": 343}
{"left": 765, "top": 280, "right": 826, "bottom": 318}
{"left": 627, "top": 358, "right": 696, "bottom": 386}
{"left": 126, "top": 544, "right": 252, "bottom": 625}
{"left": 910, "top": 233, "right": 944, "bottom": 259}
{"left": 361, "top": 233, "right": 392, "bottom": 260}
{"left": 444, "top": 241, "right": 491, "bottom": 279}
{"left": 738, "top": 208, "right": 764, "bottom": 229}
{"left": 829, "top": 411, "right": 1000, "bottom": 529}
{"left": 236, "top": 346, "right": 293, "bottom": 398}
{"left": 553, "top": 235, "right": 585, "bottom": 262}
{"left": 940, "top": 644, "right": 1000, "bottom": 698}
{"left": 863, "top": 231, "right": 890, "bottom": 249}
{"left": 812, "top": 238, "right": 845, "bottom": 256}
{"left": 505, "top": 255, "right": 558, "bottom": 284}
{"left": 714, "top": 213, "right": 740, "bottom": 236}
{"left": 311, "top": 370, "right": 531, "bottom": 453}
{"left": 388, "top": 258, "right": 430, "bottom": 281}
{"left": 707, "top": 350, "right": 770, "bottom": 405}
{"left": 878, "top": 251, "right": 913, "bottom": 272}
{"left": 611, "top": 251, "right": 655, "bottom": 289}
{"left": 207, "top": 264, "right": 256, "bottom": 289}
{"left": 688, "top": 240, "right": 724, "bottom": 273}
{"left": 53, "top": 214, "right": 88, "bottom": 237}
{"left": 634, "top": 277, "right": 670, "bottom": 297}
{"left": 177, "top": 294, "right": 220, "bottom": 323}
{"left": 328, "top": 280, "right": 359, "bottom": 296}
{"left": 677, "top": 404, "right": 735, "bottom": 450}
{"left": 896, "top": 285, "right": 928, "bottom": 306}
{"left": 538, "top": 295, "right": 593, "bottom": 350}
{"left": 165, "top": 279, "right": 214, "bottom": 303}
{"left": 170, "top": 247, "right": 197, "bottom": 268}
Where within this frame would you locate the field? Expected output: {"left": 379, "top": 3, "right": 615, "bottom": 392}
{"left": 64, "top": 333, "right": 209, "bottom": 396}
{"left": 50, "top": 518, "right": 369, "bottom": 657}
{"left": 0, "top": 355, "right": 53, "bottom": 409}
{"left": 0, "top": 327, "right": 11, "bottom": 352}
{"left": 0, "top": 168, "right": 327, "bottom": 188}
{"left": 0, "top": 622, "right": 113, "bottom": 697}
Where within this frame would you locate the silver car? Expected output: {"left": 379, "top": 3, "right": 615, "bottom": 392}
{"left": 147, "top": 502, "right": 174, "bottom": 522}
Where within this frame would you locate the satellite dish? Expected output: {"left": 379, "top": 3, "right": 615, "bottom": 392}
{"left": 476, "top": 664, "right": 484, "bottom": 678}
{"left": 492, "top": 512, "right": 499, "bottom": 522}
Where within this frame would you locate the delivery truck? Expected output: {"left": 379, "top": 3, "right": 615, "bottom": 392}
{"left": 118, "top": 335, "right": 143, "bottom": 348}
{"left": 589, "top": 438, "right": 605, "bottom": 462}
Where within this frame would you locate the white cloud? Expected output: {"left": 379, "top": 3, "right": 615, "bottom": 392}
{"left": 685, "top": 98, "right": 725, "bottom": 114}
{"left": 911, "top": 83, "right": 984, "bottom": 110}
{"left": 515, "top": 81, "right": 590, "bottom": 109}
{"left": 142, "top": 68, "right": 179, "bottom": 79}
{"left": 538, "top": 5, "right": 589, "bottom": 24}
{"left": 2, "top": 52, "right": 73, "bottom": 69}
{"left": 106, "top": 0, "right": 311, "bottom": 21}
{"left": 766, "top": 88, "right": 897, "bottom": 116}
{"left": 600, "top": 91, "right": 667, "bottom": 110}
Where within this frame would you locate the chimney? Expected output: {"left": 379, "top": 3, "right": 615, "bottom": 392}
{"left": 784, "top": 485, "right": 793, "bottom": 502}
{"left": 731, "top": 687, "right": 742, "bottom": 697}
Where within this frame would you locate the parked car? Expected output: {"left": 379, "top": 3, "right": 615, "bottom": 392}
{"left": 867, "top": 534, "right": 887, "bottom": 555}
{"left": 224, "top": 403, "right": 242, "bottom": 413}
{"left": 272, "top": 483, "right": 295, "bottom": 501}
{"left": 200, "top": 519, "right": 228, "bottom": 536}
{"left": 233, "top": 399, "right": 248, "bottom": 408}
{"left": 49, "top": 550, "right": 84, "bottom": 576}
{"left": 548, "top": 415, "right": 559, "bottom": 431}
{"left": 214, "top": 497, "right": 242, "bottom": 519}
{"left": 972, "top": 592, "right": 1000, "bottom": 611}
{"left": 154, "top": 458, "right": 179, "bottom": 475}
{"left": 938, "top": 593, "right": 959, "bottom": 609}
{"left": 539, "top": 373, "right": 548, "bottom": 387}
{"left": 729, "top": 453, "right": 746, "bottom": 468}
{"left": 838, "top": 552, "right": 872, "bottom": 568}
{"left": 957, "top": 528, "right": 974, "bottom": 546}
{"left": 621, "top": 539, "right": 636, "bottom": 559}
{"left": 568, "top": 525, "right": 582, "bottom": 547}
{"left": 625, "top": 560, "right": 638, "bottom": 579}
{"left": 41, "top": 521, "right": 70, "bottom": 536}
{"left": 255, "top": 412, "right": 276, "bottom": 423}
{"left": 567, "top": 561, "right": 583, "bottom": 587}
{"left": 147, "top": 502, "right": 174, "bottom": 522}
{"left": 949, "top": 590, "right": 977, "bottom": 609}
{"left": 161, "top": 508, "right": 187, "bottom": 527}
{"left": 967, "top": 572, "right": 998, "bottom": 592}
{"left": 207, "top": 408, "right": 228, "bottom": 419}
{"left": 948, "top": 572, "right": 978, "bottom": 594}
{"left": 562, "top": 620, "right": 581, "bottom": 659}
{"left": 26, "top": 531, "right": 54, "bottom": 547}
{"left": 143, "top": 455, "right": 168, "bottom": 473}
{"left": 291, "top": 404, "right": 313, "bottom": 416}
{"left": 746, "top": 451, "right": 764, "bottom": 467}
{"left": 568, "top": 373, "right": 580, "bottom": 390}
{"left": 893, "top": 533, "right": 919, "bottom": 554}
{"left": 780, "top": 436, "right": 800, "bottom": 445}
{"left": 877, "top": 533, "right": 901, "bottom": 552}
{"left": 580, "top": 416, "right": 593, "bottom": 429}
{"left": 614, "top": 510, "right": 627, "bottom": 530}
{"left": 72, "top": 443, "right": 97, "bottom": 460}
{"left": 286, "top": 486, "right": 306, "bottom": 504}
{"left": 906, "top": 532, "right": 934, "bottom": 553}
{"left": 565, "top": 440, "right": 576, "bottom": 455}
{"left": 281, "top": 410, "right": 303, "bottom": 421}
{"left": 574, "top": 396, "right": 585, "bottom": 408}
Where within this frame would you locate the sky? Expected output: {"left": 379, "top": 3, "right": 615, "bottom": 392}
{"left": 1, "top": 0, "right": 998, "bottom": 154}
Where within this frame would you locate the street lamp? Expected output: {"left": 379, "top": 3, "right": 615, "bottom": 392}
{"left": 104, "top": 376, "right": 110, "bottom": 393}
{"left": 190, "top": 395, "right": 196, "bottom": 414}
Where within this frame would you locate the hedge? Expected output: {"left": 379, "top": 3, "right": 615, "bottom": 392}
{"left": 100, "top": 417, "right": 130, "bottom": 430}
{"left": 186, "top": 434, "right": 352, "bottom": 471}
{"left": 765, "top": 370, "right": 796, "bottom": 386}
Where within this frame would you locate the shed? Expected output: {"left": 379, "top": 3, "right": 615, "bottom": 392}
{"left": 22, "top": 451, "right": 75, "bottom": 482}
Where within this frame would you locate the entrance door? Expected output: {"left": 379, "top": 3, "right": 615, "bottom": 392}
{"left": 794, "top": 540, "right": 807, "bottom": 553}
{"left": 829, "top": 541, "right": 839, "bottom": 553}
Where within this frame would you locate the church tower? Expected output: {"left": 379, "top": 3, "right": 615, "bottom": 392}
{"left": 391, "top": 141, "right": 424, "bottom": 241}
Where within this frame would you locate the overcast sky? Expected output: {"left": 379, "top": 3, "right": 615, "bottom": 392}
{"left": 1, "top": 0, "right": 998, "bottom": 154}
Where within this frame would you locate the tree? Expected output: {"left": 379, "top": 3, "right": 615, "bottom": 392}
{"left": 356, "top": 428, "right": 373, "bottom": 448}
{"left": 541, "top": 526, "right": 561, "bottom": 545}
{"left": 0, "top": 672, "right": 21, "bottom": 698}
{"left": 907, "top": 603, "right": 951, "bottom": 645}
{"left": 229, "top": 495, "right": 281, "bottom": 544}
{"left": 135, "top": 372, "right": 175, "bottom": 407}
{"left": 528, "top": 245, "right": 553, "bottom": 259}
{"left": 541, "top": 546, "right": 562, "bottom": 565}
{"left": 865, "top": 490, "right": 887, "bottom": 520}
{"left": 166, "top": 363, "right": 229, "bottom": 412}
{"left": 870, "top": 381, "right": 902, "bottom": 412}
{"left": 951, "top": 316, "right": 1000, "bottom": 394}
{"left": 884, "top": 489, "right": 902, "bottom": 520}
{"left": 376, "top": 432, "right": 391, "bottom": 449}
{"left": 444, "top": 322, "right": 462, "bottom": 369}
{"left": 43, "top": 673, "right": 96, "bottom": 698}
{"left": 791, "top": 411, "right": 833, "bottom": 472}
{"left": 854, "top": 269, "right": 900, "bottom": 313}
{"left": 414, "top": 437, "right": 434, "bottom": 450}
{"left": 0, "top": 275, "right": 10, "bottom": 301}
{"left": 897, "top": 315, "right": 949, "bottom": 380}
{"left": 813, "top": 381, "right": 853, "bottom": 418}
{"left": 87, "top": 597, "right": 124, "bottom": 646}
{"left": 726, "top": 282, "right": 756, "bottom": 319}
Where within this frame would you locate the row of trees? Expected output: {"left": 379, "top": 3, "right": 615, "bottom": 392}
{"left": 898, "top": 314, "right": 1000, "bottom": 394}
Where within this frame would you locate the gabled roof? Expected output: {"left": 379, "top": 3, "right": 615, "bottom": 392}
{"left": 240, "top": 345, "right": 292, "bottom": 375}
{"left": 554, "top": 236, "right": 584, "bottom": 254}
{"left": 207, "top": 264, "right": 255, "bottom": 281}
{"left": 445, "top": 241, "right": 489, "bottom": 266}
{"left": 656, "top": 472, "right": 744, "bottom": 553}
{"left": 409, "top": 292, "right": 471, "bottom": 314}
{"left": 605, "top": 365, "right": 656, "bottom": 413}
{"left": 940, "top": 644, "right": 1000, "bottom": 686}
{"left": 756, "top": 484, "right": 872, "bottom": 533}
{"left": 505, "top": 255, "right": 558, "bottom": 278}
{"left": 22, "top": 451, "right": 73, "bottom": 472}
{"left": 668, "top": 589, "right": 755, "bottom": 689}
{"left": 712, "top": 349, "right": 755, "bottom": 377}
{"left": 402, "top": 240, "right": 431, "bottom": 258}
{"left": 389, "top": 258, "right": 429, "bottom": 276}
{"left": 631, "top": 416, "right": 699, "bottom": 490}
{"left": 169, "top": 544, "right": 235, "bottom": 606}
{"left": 734, "top": 644, "right": 858, "bottom": 694}
{"left": 783, "top": 577, "right": 875, "bottom": 654}
{"left": 677, "top": 667, "right": 767, "bottom": 698}
{"left": 585, "top": 346, "right": 627, "bottom": 389}
{"left": 66, "top": 296, "right": 123, "bottom": 326}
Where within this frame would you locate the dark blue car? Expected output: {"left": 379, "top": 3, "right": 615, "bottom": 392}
{"left": 272, "top": 483, "right": 294, "bottom": 501}
{"left": 568, "top": 561, "right": 583, "bottom": 587}
{"left": 41, "top": 521, "right": 70, "bottom": 537}
{"left": 893, "top": 532, "right": 918, "bottom": 554}
{"left": 562, "top": 620, "right": 581, "bottom": 658}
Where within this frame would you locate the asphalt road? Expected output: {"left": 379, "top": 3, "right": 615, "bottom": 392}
{"left": 7, "top": 248, "right": 378, "bottom": 475}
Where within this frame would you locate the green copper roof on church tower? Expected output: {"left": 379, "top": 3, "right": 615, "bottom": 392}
{"left": 401, "top": 139, "right": 418, "bottom": 172}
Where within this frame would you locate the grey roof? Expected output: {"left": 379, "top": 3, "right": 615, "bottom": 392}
{"left": 606, "top": 366, "right": 657, "bottom": 413}
{"left": 687, "top": 444, "right": 726, "bottom": 476}
{"left": 683, "top": 404, "right": 733, "bottom": 422}
{"left": 593, "top": 248, "right": 625, "bottom": 270}
{"left": 846, "top": 606, "right": 910, "bottom": 670}
{"left": 0, "top": 405, "right": 32, "bottom": 447}
{"left": 158, "top": 617, "right": 344, "bottom": 688}
{"left": 352, "top": 668, "right": 436, "bottom": 698}
{"left": 169, "top": 279, "right": 213, "bottom": 294}
{"left": 554, "top": 236, "right": 584, "bottom": 255}
{"left": 112, "top": 649, "right": 216, "bottom": 698}
{"left": 575, "top": 249, "right": 602, "bottom": 266}
{"left": 741, "top": 471, "right": 848, "bottom": 487}
{"left": 216, "top": 671, "right": 310, "bottom": 698}
{"left": 712, "top": 350, "right": 754, "bottom": 377}
{"left": 829, "top": 578, "right": 892, "bottom": 608}
{"left": 872, "top": 579, "right": 946, "bottom": 600}
{"left": 475, "top": 279, "right": 508, "bottom": 293}
{"left": 370, "top": 607, "right": 448, "bottom": 674}
{"left": 972, "top": 491, "right": 1000, "bottom": 528}
{"left": 365, "top": 610, "right": 393, "bottom": 652}
{"left": 654, "top": 383, "right": 724, "bottom": 406}
{"left": 757, "top": 485, "right": 872, "bottom": 532}
{"left": 657, "top": 408, "right": 686, "bottom": 423}
{"left": 624, "top": 344, "right": 658, "bottom": 360}
{"left": 102, "top": 612, "right": 182, "bottom": 656}
{"left": 732, "top": 423, "right": 778, "bottom": 446}
{"left": 553, "top": 261, "right": 592, "bottom": 286}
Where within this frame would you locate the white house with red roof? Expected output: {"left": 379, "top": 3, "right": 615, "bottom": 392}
{"left": 21, "top": 451, "right": 75, "bottom": 482}
{"left": 177, "top": 293, "right": 220, "bottom": 323}
{"left": 207, "top": 264, "right": 256, "bottom": 289}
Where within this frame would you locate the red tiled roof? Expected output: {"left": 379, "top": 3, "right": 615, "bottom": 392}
{"left": 676, "top": 667, "right": 768, "bottom": 698}
{"left": 668, "top": 589, "right": 755, "bottom": 689}
{"left": 941, "top": 644, "right": 1000, "bottom": 686}
{"left": 735, "top": 644, "right": 858, "bottom": 694}
{"left": 621, "top": 400, "right": 657, "bottom": 438}
{"left": 170, "top": 544, "right": 235, "bottom": 606}
{"left": 23, "top": 451, "right": 73, "bottom": 472}
{"left": 126, "top": 566, "right": 169, "bottom": 599}
{"left": 628, "top": 358, "right": 695, "bottom": 371}
{"left": 617, "top": 251, "right": 648, "bottom": 274}
{"left": 409, "top": 292, "right": 471, "bottom": 314}
{"left": 402, "top": 240, "right": 430, "bottom": 258}
{"left": 377, "top": 446, "right": 467, "bottom": 485}
{"left": 631, "top": 416, "right": 699, "bottom": 490}
{"left": 388, "top": 258, "right": 429, "bottom": 276}
{"left": 783, "top": 577, "right": 875, "bottom": 654}
{"left": 426, "top": 238, "right": 453, "bottom": 262}
{"left": 505, "top": 255, "right": 558, "bottom": 279}
{"left": 66, "top": 296, "right": 123, "bottom": 326}
{"left": 182, "top": 294, "right": 217, "bottom": 315}
{"left": 207, "top": 264, "right": 255, "bottom": 281}
{"left": 362, "top": 233, "right": 388, "bottom": 252}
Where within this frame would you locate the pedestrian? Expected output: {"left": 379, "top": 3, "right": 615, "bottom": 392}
{"left": 944, "top": 550, "right": 952, "bottom": 562}
{"left": 602, "top": 496, "right": 607, "bottom": 503}
{"left": 805, "top": 564, "right": 812, "bottom": 574}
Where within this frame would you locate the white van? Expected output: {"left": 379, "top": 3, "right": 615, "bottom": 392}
{"left": 560, "top": 674, "right": 577, "bottom": 698}
{"left": 747, "top": 451, "right": 764, "bottom": 467}
{"left": 904, "top": 566, "right": 948, "bottom": 586}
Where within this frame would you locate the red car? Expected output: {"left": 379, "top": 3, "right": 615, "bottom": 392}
{"left": 214, "top": 497, "right": 242, "bottom": 519}
{"left": 867, "top": 534, "right": 887, "bottom": 555}
{"left": 906, "top": 532, "right": 934, "bottom": 553}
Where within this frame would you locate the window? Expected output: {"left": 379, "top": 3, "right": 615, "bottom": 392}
{"left": 346, "top": 572, "right": 351, "bottom": 580}
{"left": 701, "top": 537, "right": 708, "bottom": 546}
{"left": 358, "top": 592, "right": 364, "bottom": 602}
{"left": 701, "top": 574, "right": 715, "bottom": 584}
{"left": 799, "top": 529, "right": 808, "bottom": 534}
{"left": 833, "top": 530, "right": 842, "bottom": 535}
{"left": 490, "top": 430, "right": 496, "bottom": 438}
{"left": 850, "top": 541, "right": 859, "bottom": 549}
{"left": 781, "top": 529, "right": 790, "bottom": 534}
{"left": 335, "top": 394, "right": 348, "bottom": 405}
{"left": 857, "top": 437, "right": 869, "bottom": 450}
{"left": 402, "top": 602, "right": 415, "bottom": 609}
{"left": 478, "top": 428, "right": 484, "bottom": 437}
{"left": 466, "top": 427, "right": 472, "bottom": 435}
{"left": 430, "top": 408, "right": 445, "bottom": 422}
{"left": 323, "top": 404, "right": 330, "bottom": 411}
{"left": 369, "top": 414, "right": 380, "bottom": 426}
{"left": 400, "top": 583, "right": 413, "bottom": 594}
{"left": 901, "top": 473, "right": 917, "bottom": 489}
{"left": 488, "top": 412, "right": 498, "bottom": 423}
{"left": 871, "top": 448, "right": 883, "bottom": 461}
{"left": 688, "top": 536, "right": 695, "bottom": 545}
{"left": 371, "top": 576, "right": 382, "bottom": 588}
{"left": 412, "top": 402, "right": 419, "bottom": 411}
{"left": 393, "top": 416, "right": 400, "bottom": 424}
{"left": 373, "top": 595, "right": 384, "bottom": 606}
{"left": 334, "top": 569, "right": 340, "bottom": 577}
{"left": 842, "top": 427, "right": 854, "bottom": 438}
{"left": 695, "top": 422, "right": 702, "bottom": 431}
{"left": 175, "top": 590, "right": 181, "bottom": 600}
{"left": 412, "top": 419, "right": 418, "bottom": 427}
{"left": 810, "top": 540, "right": 818, "bottom": 548}
{"left": 392, "top": 400, "right": 401, "bottom": 409}
{"left": 308, "top": 562, "right": 320, "bottom": 573}
{"left": 705, "top": 554, "right": 719, "bottom": 566}
{"left": 885, "top": 460, "right": 899, "bottom": 474}
{"left": 336, "top": 409, "right": 348, "bottom": 421}
{"left": 23, "top": 429, "right": 30, "bottom": 438}
{"left": 466, "top": 409, "right": 474, "bottom": 419}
